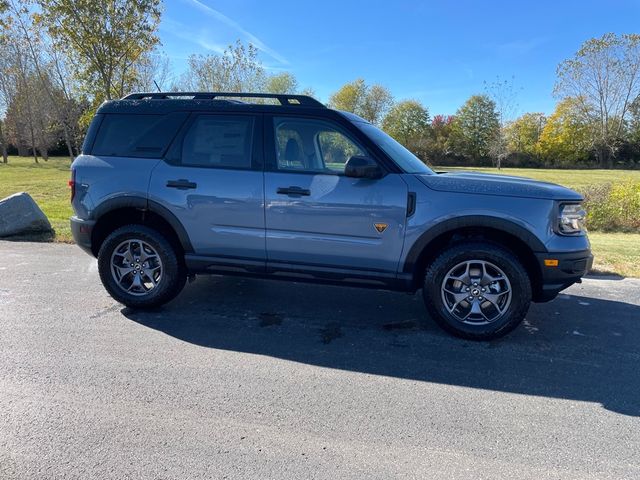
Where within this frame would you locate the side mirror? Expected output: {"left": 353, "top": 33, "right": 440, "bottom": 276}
{"left": 344, "top": 156, "right": 383, "bottom": 179}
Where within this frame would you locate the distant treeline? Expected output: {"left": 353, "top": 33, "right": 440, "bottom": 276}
{"left": 1, "top": 1, "right": 639, "bottom": 169}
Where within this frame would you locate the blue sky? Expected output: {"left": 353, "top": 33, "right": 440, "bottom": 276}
{"left": 160, "top": 0, "right": 640, "bottom": 116}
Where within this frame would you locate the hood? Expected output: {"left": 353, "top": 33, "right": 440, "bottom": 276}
{"left": 416, "top": 171, "right": 583, "bottom": 201}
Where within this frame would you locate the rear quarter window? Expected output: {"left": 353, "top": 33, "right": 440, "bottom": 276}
{"left": 180, "top": 115, "right": 254, "bottom": 169}
{"left": 90, "top": 112, "right": 188, "bottom": 158}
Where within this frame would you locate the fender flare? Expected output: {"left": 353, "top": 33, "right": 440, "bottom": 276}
{"left": 92, "top": 196, "right": 194, "bottom": 253}
{"left": 402, "top": 215, "right": 547, "bottom": 274}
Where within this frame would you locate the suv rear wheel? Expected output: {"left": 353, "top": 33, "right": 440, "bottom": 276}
{"left": 97, "top": 225, "right": 186, "bottom": 308}
{"left": 423, "top": 242, "right": 532, "bottom": 340}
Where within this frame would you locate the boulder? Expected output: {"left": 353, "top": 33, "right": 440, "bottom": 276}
{"left": 0, "top": 192, "right": 52, "bottom": 237}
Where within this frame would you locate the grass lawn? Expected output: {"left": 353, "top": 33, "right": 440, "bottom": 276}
{"left": 588, "top": 232, "right": 640, "bottom": 278}
{"left": 0, "top": 156, "right": 73, "bottom": 242}
{"left": 1, "top": 157, "right": 639, "bottom": 276}
{"left": 436, "top": 166, "right": 640, "bottom": 190}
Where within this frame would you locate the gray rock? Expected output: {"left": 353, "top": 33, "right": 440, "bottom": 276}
{"left": 0, "top": 192, "right": 52, "bottom": 237}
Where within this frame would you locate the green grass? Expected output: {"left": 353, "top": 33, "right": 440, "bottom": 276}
{"left": 588, "top": 232, "right": 640, "bottom": 278}
{"left": 436, "top": 166, "right": 640, "bottom": 190}
{"left": 1, "top": 157, "right": 639, "bottom": 277}
{"left": 0, "top": 156, "right": 73, "bottom": 242}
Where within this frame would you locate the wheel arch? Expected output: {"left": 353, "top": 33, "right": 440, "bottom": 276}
{"left": 404, "top": 216, "right": 545, "bottom": 297}
{"left": 90, "top": 196, "right": 193, "bottom": 257}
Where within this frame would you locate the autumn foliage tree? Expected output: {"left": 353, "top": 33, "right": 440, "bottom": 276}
{"left": 538, "top": 98, "right": 593, "bottom": 167}
{"left": 555, "top": 33, "right": 640, "bottom": 167}
{"left": 328, "top": 79, "right": 393, "bottom": 125}
{"left": 425, "top": 115, "right": 455, "bottom": 164}
{"left": 37, "top": 0, "right": 162, "bottom": 103}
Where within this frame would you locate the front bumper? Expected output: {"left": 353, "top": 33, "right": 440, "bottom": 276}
{"left": 534, "top": 249, "right": 594, "bottom": 302}
{"left": 70, "top": 216, "right": 96, "bottom": 256}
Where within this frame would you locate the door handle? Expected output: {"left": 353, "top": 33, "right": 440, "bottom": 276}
{"left": 277, "top": 186, "right": 311, "bottom": 196}
{"left": 167, "top": 179, "right": 197, "bottom": 190}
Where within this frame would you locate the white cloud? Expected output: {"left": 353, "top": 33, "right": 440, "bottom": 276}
{"left": 160, "top": 18, "right": 226, "bottom": 54}
{"left": 184, "top": 0, "right": 289, "bottom": 65}
{"left": 494, "top": 37, "right": 548, "bottom": 56}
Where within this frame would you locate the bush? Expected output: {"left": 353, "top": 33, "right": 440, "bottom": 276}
{"left": 581, "top": 181, "right": 640, "bottom": 232}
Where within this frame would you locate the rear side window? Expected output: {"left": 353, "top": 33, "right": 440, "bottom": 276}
{"left": 91, "top": 113, "right": 187, "bottom": 158}
{"left": 181, "top": 115, "right": 254, "bottom": 169}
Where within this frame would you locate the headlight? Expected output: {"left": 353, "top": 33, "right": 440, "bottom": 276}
{"left": 558, "top": 203, "right": 586, "bottom": 234}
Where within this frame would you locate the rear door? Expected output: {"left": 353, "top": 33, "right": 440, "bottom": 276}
{"left": 149, "top": 113, "right": 265, "bottom": 263}
{"left": 263, "top": 115, "right": 408, "bottom": 274}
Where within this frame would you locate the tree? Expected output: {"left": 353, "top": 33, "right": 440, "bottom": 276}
{"left": 504, "top": 112, "right": 546, "bottom": 156}
{"left": 46, "top": 42, "right": 87, "bottom": 155}
{"left": 382, "top": 100, "right": 430, "bottom": 156}
{"left": 133, "top": 50, "right": 173, "bottom": 93}
{"left": 484, "top": 76, "right": 520, "bottom": 169}
{"left": 426, "top": 114, "right": 455, "bottom": 164}
{"left": 538, "top": 98, "right": 592, "bottom": 167}
{"left": 0, "top": 9, "right": 40, "bottom": 162}
{"left": 360, "top": 84, "right": 394, "bottom": 126}
{"left": 179, "top": 40, "right": 305, "bottom": 102}
{"left": 0, "top": 118, "right": 7, "bottom": 163}
{"left": 0, "top": 11, "right": 12, "bottom": 163}
{"left": 180, "top": 41, "right": 266, "bottom": 93}
{"left": 555, "top": 33, "right": 640, "bottom": 167}
{"left": 1, "top": 3, "right": 84, "bottom": 162}
{"left": 299, "top": 86, "right": 316, "bottom": 98}
{"left": 264, "top": 72, "right": 298, "bottom": 94}
{"left": 628, "top": 96, "right": 640, "bottom": 144}
{"left": 328, "top": 79, "right": 393, "bottom": 125}
{"left": 5, "top": 72, "right": 60, "bottom": 160}
{"left": 450, "top": 94, "right": 500, "bottom": 163}
{"left": 9, "top": 0, "right": 83, "bottom": 159}
{"left": 329, "top": 78, "right": 366, "bottom": 113}
{"left": 37, "top": 0, "right": 162, "bottom": 102}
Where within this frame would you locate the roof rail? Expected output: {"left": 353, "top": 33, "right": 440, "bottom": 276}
{"left": 121, "top": 92, "right": 326, "bottom": 108}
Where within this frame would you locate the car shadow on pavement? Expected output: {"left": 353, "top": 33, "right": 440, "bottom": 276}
{"left": 123, "top": 275, "right": 640, "bottom": 417}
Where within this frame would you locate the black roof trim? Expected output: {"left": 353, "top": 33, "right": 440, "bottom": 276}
{"left": 122, "top": 92, "right": 326, "bottom": 108}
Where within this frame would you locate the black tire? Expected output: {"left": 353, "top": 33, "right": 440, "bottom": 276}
{"left": 422, "top": 241, "right": 532, "bottom": 340}
{"left": 97, "top": 225, "right": 186, "bottom": 309}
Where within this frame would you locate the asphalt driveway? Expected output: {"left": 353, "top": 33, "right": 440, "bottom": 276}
{"left": 1, "top": 241, "right": 639, "bottom": 479}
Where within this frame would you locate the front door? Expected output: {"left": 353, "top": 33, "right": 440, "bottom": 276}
{"left": 149, "top": 113, "right": 265, "bottom": 262}
{"left": 264, "top": 116, "right": 408, "bottom": 274}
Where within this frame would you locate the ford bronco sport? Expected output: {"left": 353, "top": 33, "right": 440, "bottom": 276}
{"left": 70, "top": 92, "right": 593, "bottom": 340}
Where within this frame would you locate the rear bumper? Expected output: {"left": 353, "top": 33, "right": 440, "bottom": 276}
{"left": 70, "top": 216, "right": 96, "bottom": 256}
{"left": 534, "top": 249, "right": 594, "bottom": 302}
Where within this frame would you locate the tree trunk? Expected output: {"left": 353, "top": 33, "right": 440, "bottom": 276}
{"left": 596, "top": 146, "right": 612, "bottom": 168}
{"left": 0, "top": 123, "right": 7, "bottom": 163}
{"left": 29, "top": 126, "right": 38, "bottom": 164}
{"left": 62, "top": 123, "right": 76, "bottom": 160}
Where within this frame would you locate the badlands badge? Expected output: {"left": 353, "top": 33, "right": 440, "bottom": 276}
{"left": 374, "top": 223, "right": 388, "bottom": 233}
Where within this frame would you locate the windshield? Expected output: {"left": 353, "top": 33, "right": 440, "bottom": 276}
{"left": 356, "top": 122, "right": 434, "bottom": 175}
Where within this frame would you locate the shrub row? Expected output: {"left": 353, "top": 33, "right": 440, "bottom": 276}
{"left": 580, "top": 181, "right": 640, "bottom": 232}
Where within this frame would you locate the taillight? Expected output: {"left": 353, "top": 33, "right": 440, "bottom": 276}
{"left": 69, "top": 169, "right": 76, "bottom": 202}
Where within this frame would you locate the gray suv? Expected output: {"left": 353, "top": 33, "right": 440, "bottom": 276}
{"left": 70, "top": 92, "right": 593, "bottom": 340}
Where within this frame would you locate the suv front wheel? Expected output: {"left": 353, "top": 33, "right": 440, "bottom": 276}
{"left": 97, "top": 225, "right": 186, "bottom": 309}
{"left": 423, "top": 242, "right": 532, "bottom": 340}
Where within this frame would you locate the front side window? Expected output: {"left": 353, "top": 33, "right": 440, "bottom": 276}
{"left": 274, "top": 117, "right": 367, "bottom": 174}
{"left": 181, "top": 115, "right": 254, "bottom": 169}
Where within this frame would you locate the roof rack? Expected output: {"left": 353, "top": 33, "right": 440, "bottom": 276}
{"left": 121, "top": 92, "right": 326, "bottom": 108}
